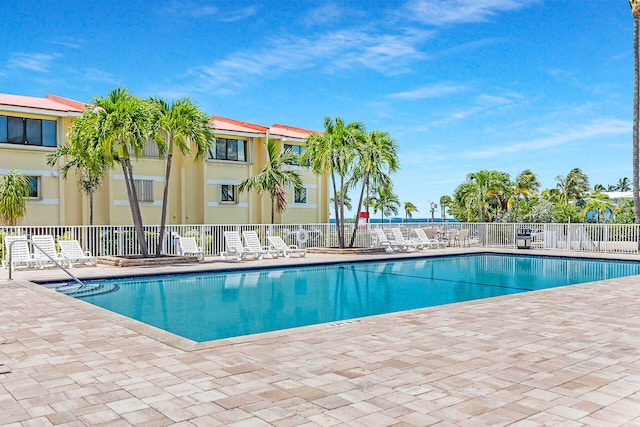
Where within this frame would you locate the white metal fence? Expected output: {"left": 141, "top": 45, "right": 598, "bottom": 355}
{"left": 1, "top": 222, "right": 639, "bottom": 260}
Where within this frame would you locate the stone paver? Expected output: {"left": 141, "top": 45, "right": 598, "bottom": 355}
{"left": 2, "top": 248, "right": 640, "bottom": 425}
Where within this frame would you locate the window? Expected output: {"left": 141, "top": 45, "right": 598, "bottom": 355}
{"left": 220, "top": 184, "right": 237, "bottom": 203}
{"left": 0, "top": 115, "right": 57, "bottom": 147}
{"left": 208, "top": 138, "right": 246, "bottom": 162}
{"left": 294, "top": 187, "right": 307, "bottom": 204}
{"left": 26, "top": 176, "right": 40, "bottom": 199}
{"left": 284, "top": 144, "right": 308, "bottom": 166}
{"left": 143, "top": 140, "right": 161, "bottom": 157}
{"left": 133, "top": 179, "right": 154, "bottom": 202}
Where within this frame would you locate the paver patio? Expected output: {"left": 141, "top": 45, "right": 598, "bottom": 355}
{"left": 2, "top": 248, "right": 640, "bottom": 426}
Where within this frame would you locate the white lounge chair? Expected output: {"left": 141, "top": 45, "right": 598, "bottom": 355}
{"left": 391, "top": 228, "right": 423, "bottom": 250}
{"left": 415, "top": 228, "right": 446, "bottom": 248}
{"left": 221, "top": 231, "right": 261, "bottom": 260}
{"left": 267, "top": 235, "right": 306, "bottom": 257}
{"left": 2, "top": 235, "right": 38, "bottom": 270}
{"left": 242, "top": 231, "right": 280, "bottom": 259}
{"left": 32, "top": 235, "right": 67, "bottom": 268}
{"left": 178, "top": 236, "right": 204, "bottom": 261}
{"left": 58, "top": 240, "right": 98, "bottom": 267}
{"left": 371, "top": 228, "right": 412, "bottom": 252}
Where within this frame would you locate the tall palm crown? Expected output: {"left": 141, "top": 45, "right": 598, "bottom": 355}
{"left": 90, "top": 88, "right": 156, "bottom": 257}
{"left": 150, "top": 97, "right": 214, "bottom": 255}
{"left": 370, "top": 186, "right": 400, "bottom": 223}
{"left": 48, "top": 111, "right": 109, "bottom": 225}
{"left": 348, "top": 129, "right": 399, "bottom": 246}
{"left": 556, "top": 168, "right": 589, "bottom": 205}
{"left": 455, "top": 170, "right": 510, "bottom": 222}
{"left": 404, "top": 201, "right": 419, "bottom": 220}
{"left": 304, "top": 117, "right": 364, "bottom": 247}
{"left": 237, "top": 139, "right": 303, "bottom": 224}
{"left": 512, "top": 169, "right": 540, "bottom": 221}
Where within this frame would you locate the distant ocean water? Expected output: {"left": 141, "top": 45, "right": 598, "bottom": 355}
{"left": 330, "top": 217, "right": 456, "bottom": 224}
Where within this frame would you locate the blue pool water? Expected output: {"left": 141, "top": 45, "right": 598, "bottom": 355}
{"left": 64, "top": 254, "right": 640, "bottom": 342}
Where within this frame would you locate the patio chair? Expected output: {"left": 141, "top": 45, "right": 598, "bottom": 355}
{"left": 242, "top": 231, "right": 280, "bottom": 259}
{"left": 444, "top": 229, "right": 459, "bottom": 247}
{"left": 267, "top": 235, "right": 306, "bottom": 258}
{"left": 177, "top": 236, "right": 204, "bottom": 261}
{"left": 391, "top": 228, "right": 423, "bottom": 250}
{"left": 32, "top": 235, "right": 67, "bottom": 268}
{"left": 457, "top": 229, "right": 470, "bottom": 247}
{"left": 2, "top": 235, "right": 38, "bottom": 270}
{"left": 371, "top": 228, "right": 412, "bottom": 252}
{"left": 221, "top": 231, "right": 261, "bottom": 260}
{"left": 58, "top": 239, "right": 98, "bottom": 267}
{"left": 414, "top": 228, "right": 446, "bottom": 248}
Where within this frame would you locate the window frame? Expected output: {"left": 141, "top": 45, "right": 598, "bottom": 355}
{"left": 0, "top": 114, "right": 57, "bottom": 147}
{"left": 133, "top": 179, "right": 154, "bottom": 202}
{"left": 220, "top": 184, "right": 238, "bottom": 204}
{"left": 209, "top": 138, "right": 247, "bottom": 162}
{"left": 294, "top": 187, "right": 307, "bottom": 204}
{"left": 284, "top": 144, "right": 308, "bottom": 166}
{"left": 26, "top": 176, "right": 41, "bottom": 199}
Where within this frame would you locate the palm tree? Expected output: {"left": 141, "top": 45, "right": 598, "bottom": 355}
{"left": 512, "top": 169, "right": 540, "bottom": 222}
{"left": 616, "top": 177, "right": 631, "bottom": 191}
{"left": 454, "top": 170, "right": 511, "bottom": 222}
{"left": 633, "top": 0, "right": 640, "bottom": 225}
{"left": 369, "top": 185, "right": 399, "bottom": 223}
{"left": 349, "top": 130, "right": 399, "bottom": 246}
{"left": 47, "top": 111, "right": 109, "bottom": 225}
{"left": 582, "top": 190, "right": 615, "bottom": 223}
{"left": 237, "top": 139, "right": 303, "bottom": 224}
{"left": 87, "top": 88, "right": 155, "bottom": 257}
{"left": 556, "top": 168, "right": 589, "bottom": 205}
{"left": 0, "top": 170, "right": 31, "bottom": 226}
{"left": 440, "top": 195, "right": 452, "bottom": 224}
{"left": 149, "top": 97, "right": 214, "bottom": 256}
{"left": 330, "top": 191, "right": 352, "bottom": 211}
{"left": 304, "top": 117, "right": 364, "bottom": 247}
{"left": 404, "top": 201, "right": 419, "bottom": 221}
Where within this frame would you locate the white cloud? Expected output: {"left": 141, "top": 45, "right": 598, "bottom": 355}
{"left": 7, "top": 53, "right": 60, "bottom": 72}
{"left": 160, "top": 1, "right": 258, "bottom": 20}
{"left": 187, "top": 28, "right": 432, "bottom": 92}
{"left": 388, "top": 83, "right": 469, "bottom": 100}
{"left": 403, "top": 0, "right": 540, "bottom": 26}
{"left": 49, "top": 37, "right": 83, "bottom": 49}
{"left": 460, "top": 118, "right": 630, "bottom": 159}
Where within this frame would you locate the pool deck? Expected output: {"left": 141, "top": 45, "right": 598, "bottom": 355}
{"left": 2, "top": 247, "right": 640, "bottom": 426}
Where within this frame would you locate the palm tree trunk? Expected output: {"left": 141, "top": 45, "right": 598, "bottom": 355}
{"left": 120, "top": 158, "right": 149, "bottom": 257}
{"left": 329, "top": 173, "right": 342, "bottom": 247}
{"left": 349, "top": 172, "right": 369, "bottom": 248}
{"left": 156, "top": 153, "right": 172, "bottom": 257}
{"left": 338, "top": 176, "right": 346, "bottom": 248}
{"left": 89, "top": 189, "right": 94, "bottom": 226}
{"left": 271, "top": 193, "right": 276, "bottom": 224}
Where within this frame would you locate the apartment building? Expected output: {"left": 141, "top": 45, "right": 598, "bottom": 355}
{"left": 0, "top": 93, "right": 329, "bottom": 226}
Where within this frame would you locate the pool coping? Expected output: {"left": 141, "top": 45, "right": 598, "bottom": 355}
{"left": 10, "top": 247, "right": 640, "bottom": 353}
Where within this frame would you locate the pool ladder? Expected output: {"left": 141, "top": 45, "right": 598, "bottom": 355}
{"left": 7, "top": 239, "right": 86, "bottom": 290}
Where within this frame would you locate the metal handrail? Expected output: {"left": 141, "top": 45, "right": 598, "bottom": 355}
{"left": 7, "top": 239, "right": 86, "bottom": 289}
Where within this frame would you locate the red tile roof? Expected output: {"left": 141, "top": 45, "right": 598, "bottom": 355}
{"left": 211, "top": 116, "right": 268, "bottom": 134}
{"left": 0, "top": 93, "right": 85, "bottom": 113}
{"left": 270, "top": 124, "right": 321, "bottom": 139}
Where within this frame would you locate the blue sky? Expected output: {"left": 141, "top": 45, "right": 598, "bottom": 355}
{"left": 1, "top": 0, "right": 634, "bottom": 218}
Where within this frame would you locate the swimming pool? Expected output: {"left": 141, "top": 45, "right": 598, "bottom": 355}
{"left": 58, "top": 254, "right": 640, "bottom": 342}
